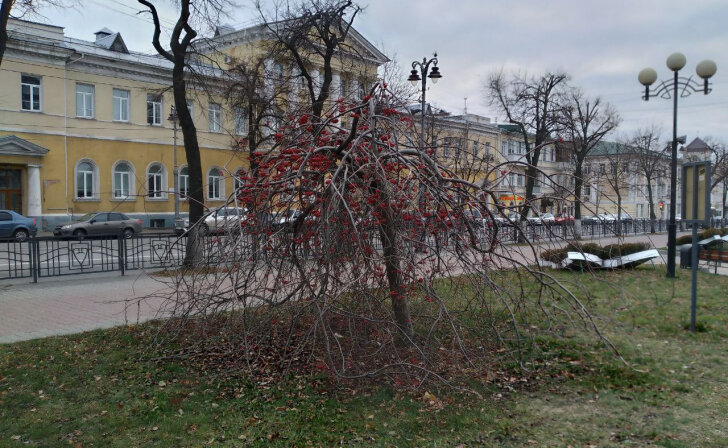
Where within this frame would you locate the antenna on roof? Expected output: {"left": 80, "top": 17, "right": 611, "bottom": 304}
{"left": 463, "top": 97, "right": 467, "bottom": 115}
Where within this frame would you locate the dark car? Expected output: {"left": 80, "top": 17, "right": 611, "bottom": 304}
{"left": 0, "top": 210, "right": 37, "bottom": 241}
{"left": 54, "top": 212, "right": 142, "bottom": 238}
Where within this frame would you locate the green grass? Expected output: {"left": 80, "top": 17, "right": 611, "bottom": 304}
{"left": 2, "top": 267, "right": 728, "bottom": 446}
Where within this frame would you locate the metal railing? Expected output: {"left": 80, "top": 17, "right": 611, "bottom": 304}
{"left": 0, "top": 233, "right": 185, "bottom": 282}
{"left": 0, "top": 219, "right": 699, "bottom": 282}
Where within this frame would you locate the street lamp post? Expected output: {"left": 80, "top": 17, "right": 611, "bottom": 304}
{"left": 168, "top": 106, "right": 182, "bottom": 232}
{"left": 408, "top": 54, "right": 442, "bottom": 251}
{"left": 638, "top": 53, "right": 717, "bottom": 278}
{"left": 408, "top": 53, "right": 442, "bottom": 155}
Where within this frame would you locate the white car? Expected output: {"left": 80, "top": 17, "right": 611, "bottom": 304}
{"left": 183, "top": 207, "right": 248, "bottom": 235}
{"left": 527, "top": 213, "right": 555, "bottom": 225}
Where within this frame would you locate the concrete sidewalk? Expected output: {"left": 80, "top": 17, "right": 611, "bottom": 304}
{"left": 0, "top": 271, "right": 171, "bottom": 343}
{"left": 0, "top": 231, "right": 688, "bottom": 344}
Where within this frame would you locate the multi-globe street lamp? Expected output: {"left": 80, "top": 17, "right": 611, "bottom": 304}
{"left": 638, "top": 53, "right": 717, "bottom": 278}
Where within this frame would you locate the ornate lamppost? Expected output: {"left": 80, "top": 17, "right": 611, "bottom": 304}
{"left": 408, "top": 53, "right": 442, "bottom": 152}
{"left": 638, "top": 53, "right": 717, "bottom": 278}
{"left": 408, "top": 54, "right": 442, "bottom": 251}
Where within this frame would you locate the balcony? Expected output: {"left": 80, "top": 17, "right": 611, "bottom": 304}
{"left": 503, "top": 152, "right": 527, "bottom": 163}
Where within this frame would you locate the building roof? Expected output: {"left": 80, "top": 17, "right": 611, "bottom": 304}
{"left": 684, "top": 137, "right": 711, "bottom": 152}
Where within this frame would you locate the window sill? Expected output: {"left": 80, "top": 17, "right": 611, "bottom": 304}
{"left": 112, "top": 120, "right": 131, "bottom": 124}
{"left": 74, "top": 197, "right": 101, "bottom": 202}
{"left": 145, "top": 197, "right": 169, "bottom": 202}
{"left": 207, "top": 198, "right": 225, "bottom": 202}
{"left": 76, "top": 116, "right": 95, "bottom": 120}
{"left": 21, "top": 109, "right": 43, "bottom": 113}
{"left": 111, "top": 197, "right": 136, "bottom": 202}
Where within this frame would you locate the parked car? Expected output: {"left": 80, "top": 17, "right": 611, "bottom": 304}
{"left": 581, "top": 215, "right": 598, "bottom": 223}
{"left": 54, "top": 212, "right": 142, "bottom": 238}
{"left": 527, "top": 213, "right": 555, "bottom": 225}
{"left": 597, "top": 213, "right": 616, "bottom": 222}
{"left": 554, "top": 214, "right": 574, "bottom": 225}
{"left": 183, "top": 206, "right": 248, "bottom": 235}
{"left": 0, "top": 210, "right": 38, "bottom": 241}
{"left": 618, "top": 213, "right": 633, "bottom": 223}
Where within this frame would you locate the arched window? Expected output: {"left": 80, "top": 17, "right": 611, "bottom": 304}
{"left": 179, "top": 165, "right": 189, "bottom": 199}
{"left": 75, "top": 160, "right": 97, "bottom": 199}
{"left": 147, "top": 163, "right": 166, "bottom": 198}
{"left": 113, "top": 161, "right": 134, "bottom": 199}
{"left": 208, "top": 167, "right": 223, "bottom": 200}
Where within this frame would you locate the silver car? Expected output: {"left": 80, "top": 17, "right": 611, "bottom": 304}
{"left": 54, "top": 212, "right": 143, "bottom": 238}
{"left": 183, "top": 207, "right": 248, "bottom": 235}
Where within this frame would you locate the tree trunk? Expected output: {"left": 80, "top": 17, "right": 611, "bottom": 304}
{"left": 518, "top": 163, "right": 538, "bottom": 243}
{"left": 172, "top": 63, "right": 204, "bottom": 267}
{"left": 0, "top": 0, "right": 12, "bottom": 67}
{"left": 646, "top": 181, "right": 656, "bottom": 234}
{"left": 374, "top": 181, "right": 414, "bottom": 341}
{"left": 616, "top": 194, "right": 622, "bottom": 237}
{"left": 573, "top": 157, "right": 583, "bottom": 240}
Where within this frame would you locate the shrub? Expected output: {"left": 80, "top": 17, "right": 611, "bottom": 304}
{"left": 676, "top": 228, "right": 727, "bottom": 245}
{"left": 541, "top": 241, "right": 652, "bottom": 263}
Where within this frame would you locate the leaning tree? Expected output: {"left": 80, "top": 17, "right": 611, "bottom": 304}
{"left": 142, "top": 77, "right": 613, "bottom": 385}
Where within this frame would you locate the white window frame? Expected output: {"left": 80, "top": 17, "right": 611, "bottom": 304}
{"left": 179, "top": 165, "right": 189, "bottom": 200}
{"left": 207, "top": 167, "right": 224, "bottom": 200}
{"left": 75, "top": 83, "right": 94, "bottom": 118}
{"left": 112, "top": 160, "right": 134, "bottom": 200}
{"left": 21, "top": 75, "right": 42, "bottom": 112}
{"left": 234, "top": 107, "right": 247, "bottom": 135}
{"left": 74, "top": 159, "right": 98, "bottom": 200}
{"left": 147, "top": 94, "right": 163, "bottom": 126}
{"left": 146, "top": 163, "right": 166, "bottom": 199}
{"left": 208, "top": 103, "right": 221, "bottom": 132}
{"left": 113, "top": 88, "right": 130, "bottom": 122}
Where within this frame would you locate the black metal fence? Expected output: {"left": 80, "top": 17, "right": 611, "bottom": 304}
{"left": 0, "top": 233, "right": 185, "bottom": 282}
{"left": 0, "top": 219, "right": 699, "bottom": 282}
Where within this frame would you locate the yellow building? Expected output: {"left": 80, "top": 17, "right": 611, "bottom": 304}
{"left": 0, "top": 18, "right": 386, "bottom": 230}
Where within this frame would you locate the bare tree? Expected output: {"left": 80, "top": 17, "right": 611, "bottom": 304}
{"left": 559, "top": 88, "right": 620, "bottom": 239}
{"left": 256, "top": 0, "right": 367, "bottom": 120}
{"left": 487, "top": 71, "right": 569, "bottom": 224}
{"left": 137, "top": 0, "right": 232, "bottom": 266}
{"left": 704, "top": 137, "right": 728, "bottom": 228}
{"left": 602, "top": 142, "right": 632, "bottom": 236}
{"left": 139, "top": 78, "right": 615, "bottom": 387}
{"left": 629, "top": 127, "right": 667, "bottom": 233}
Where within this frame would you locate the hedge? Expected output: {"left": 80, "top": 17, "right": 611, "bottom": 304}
{"left": 676, "top": 228, "right": 727, "bottom": 245}
{"left": 541, "top": 241, "right": 652, "bottom": 264}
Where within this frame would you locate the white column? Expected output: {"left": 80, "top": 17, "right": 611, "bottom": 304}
{"left": 27, "top": 164, "right": 42, "bottom": 216}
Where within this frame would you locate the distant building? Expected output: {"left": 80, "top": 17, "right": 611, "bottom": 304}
{"left": 0, "top": 18, "right": 386, "bottom": 229}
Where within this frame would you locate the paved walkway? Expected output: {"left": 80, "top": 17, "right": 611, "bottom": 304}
{"left": 0, "top": 230, "right": 700, "bottom": 344}
{"left": 0, "top": 272, "right": 171, "bottom": 343}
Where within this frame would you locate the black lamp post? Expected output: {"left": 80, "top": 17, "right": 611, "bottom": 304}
{"left": 638, "top": 53, "right": 717, "bottom": 278}
{"left": 408, "top": 53, "right": 442, "bottom": 153}
{"left": 408, "top": 54, "right": 442, "bottom": 251}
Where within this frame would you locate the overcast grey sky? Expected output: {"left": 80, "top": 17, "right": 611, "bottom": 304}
{"left": 33, "top": 0, "right": 728, "bottom": 143}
